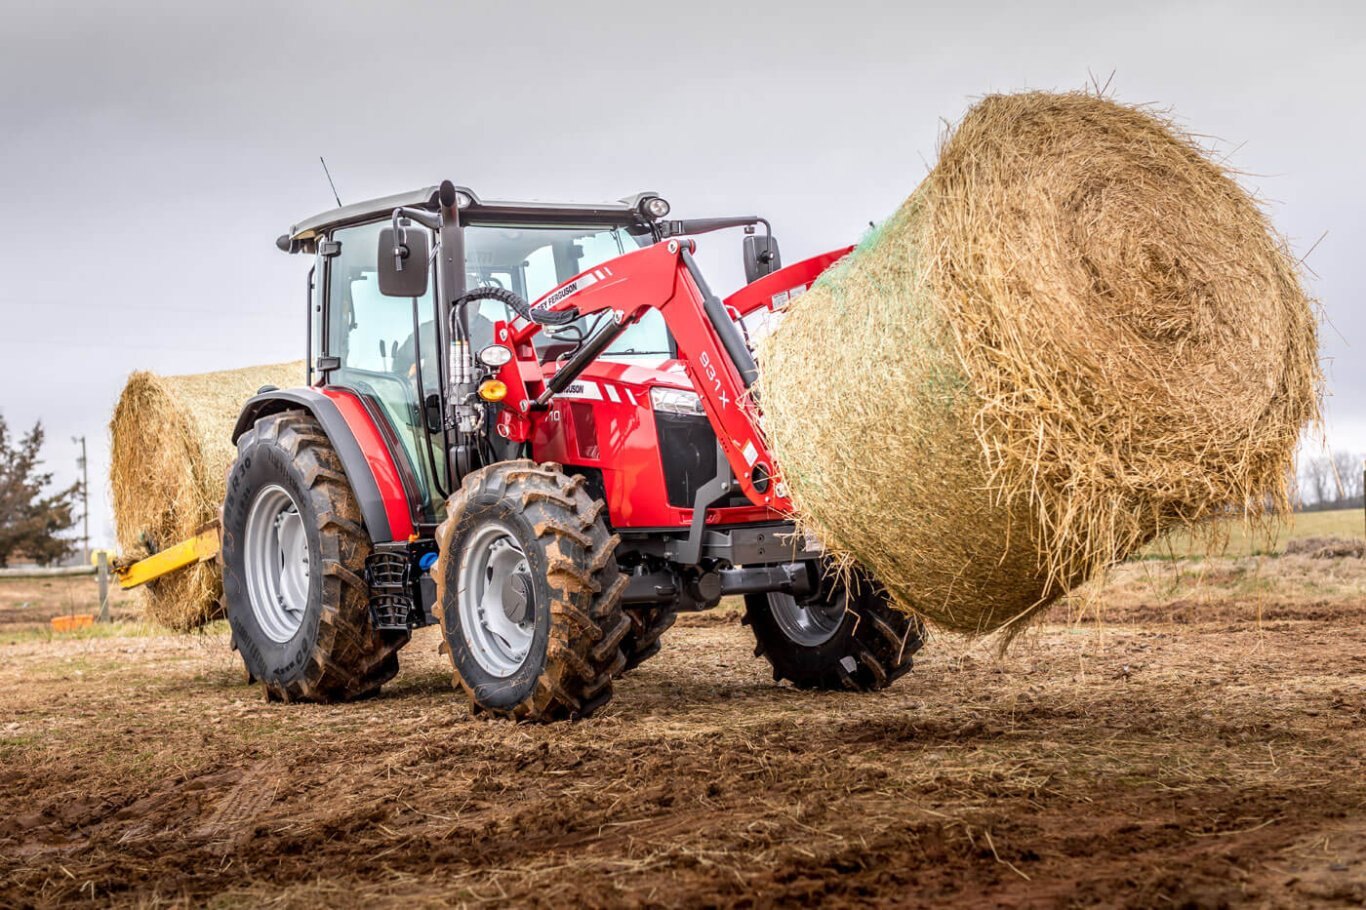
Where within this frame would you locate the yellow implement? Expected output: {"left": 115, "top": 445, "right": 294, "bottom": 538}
{"left": 115, "top": 526, "right": 221, "bottom": 589}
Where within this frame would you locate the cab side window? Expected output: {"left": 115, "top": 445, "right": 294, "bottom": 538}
{"left": 322, "top": 220, "right": 444, "bottom": 516}
{"left": 325, "top": 221, "right": 436, "bottom": 388}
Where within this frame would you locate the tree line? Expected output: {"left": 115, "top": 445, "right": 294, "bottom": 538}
{"left": 1297, "top": 452, "right": 1365, "bottom": 512}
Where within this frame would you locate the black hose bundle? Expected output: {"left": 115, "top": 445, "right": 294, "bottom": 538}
{"left": 454, "top": 286, "right": 580, "bottom": 327}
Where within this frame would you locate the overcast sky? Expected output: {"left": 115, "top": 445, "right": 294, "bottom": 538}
{"left": 2, "top": 0, "right": 1362, "bottom": 548}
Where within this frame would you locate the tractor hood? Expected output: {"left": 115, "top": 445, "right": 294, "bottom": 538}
{"left": 567, "top": 355, "right": 696, "bottom": 396}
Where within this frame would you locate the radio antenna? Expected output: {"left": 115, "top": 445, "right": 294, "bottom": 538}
{"left": 319, "top": 156, "right": 343, "bottom": 208}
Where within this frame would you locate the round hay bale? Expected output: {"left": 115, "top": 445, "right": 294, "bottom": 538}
{"left": 758, "top": 91, "right": 1319, "bottom": 638}
{"left": 109, "top": 362, "right": 305, "bottom": 629}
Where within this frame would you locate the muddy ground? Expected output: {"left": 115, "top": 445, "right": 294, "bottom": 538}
{"left": 1, "top": 556, "right": 1364, "bottom": 908}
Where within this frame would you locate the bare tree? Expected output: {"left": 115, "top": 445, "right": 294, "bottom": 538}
{"left": 1298, "top": 454, "right": 1334, "bottom": 509}
{"left": 1295, "top": 451, "right": 1365, "bottom": 510}
{"left": 1331, "top": 451, "right": 1365, "bottom": 503}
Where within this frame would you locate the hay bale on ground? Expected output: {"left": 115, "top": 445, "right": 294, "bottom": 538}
{"left": 110, "top": 362, "right": 305, "bottom": 629}
{"left": 759, "top": 91, "right": 1319, "bottom": 638}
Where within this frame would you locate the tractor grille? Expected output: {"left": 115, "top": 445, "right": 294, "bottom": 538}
{"left": 655, "top": 413, "right": 750, "bottom": 509}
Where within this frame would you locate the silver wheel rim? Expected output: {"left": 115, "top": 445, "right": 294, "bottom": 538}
{"left": 243, "top": 484, "right": 311, "bottom": 644}
{"left": 768, "top": 590, "right": 846, "bottom": 647}
{"left": 457, "top": 522, "right": 536, "bottom": 677}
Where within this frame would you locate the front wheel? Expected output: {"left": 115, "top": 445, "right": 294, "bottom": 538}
{"left": 744, "top": 566, "right": 924, "bottom": 691}
{"left": 434, "top": 461, "right": 631, "bottom": 721}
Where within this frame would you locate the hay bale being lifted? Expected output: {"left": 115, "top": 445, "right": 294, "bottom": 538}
{"left": 759, "top": 91, "right": 1319, "bottom": 638}
{"left": 110, "top": 362, "right": 305, "bottom": 629}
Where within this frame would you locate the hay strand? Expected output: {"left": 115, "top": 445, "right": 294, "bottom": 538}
{"left": 109, "top": 362, "right": 305, "bottom": 629}
{"left": 758, "top": 91, "right": 1320, "bottom": 638}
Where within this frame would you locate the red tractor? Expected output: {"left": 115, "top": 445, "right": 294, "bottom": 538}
{"left": 223, "top": 181, "right": 923, "bottom": 720}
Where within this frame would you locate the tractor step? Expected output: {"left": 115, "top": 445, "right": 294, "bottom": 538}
{"left": 364, "top": 548, "right": 418, "bottom": 631}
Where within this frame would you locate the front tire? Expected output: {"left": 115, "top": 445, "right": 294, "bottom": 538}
{"left": 744, "top": 566, "right": 924, "bottom": 691}
{"left": 434, "top": 461, "right": 631, "bottom": 721}
{"left": 222, "top": 410, "right": 407, "bottom": 702}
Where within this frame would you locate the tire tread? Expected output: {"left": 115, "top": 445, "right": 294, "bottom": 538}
{"left": 433, "top": 460, "right": 629, "bottom": 722}
{"left": 743, "top": 572, "right": 925, "bottom": 692}
{"left": 229, "top": 410, "right": 406, "bottom": 703}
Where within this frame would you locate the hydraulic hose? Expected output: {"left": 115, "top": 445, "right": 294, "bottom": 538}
{"left": 452, "top": 286, "right": 579, "bottom": 327}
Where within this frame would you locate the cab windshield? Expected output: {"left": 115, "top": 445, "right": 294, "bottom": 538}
{"left": 463, "top": 223, "right": 673, "bottom": 359}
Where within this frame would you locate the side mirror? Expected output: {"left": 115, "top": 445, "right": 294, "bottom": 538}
{"left": 743, "top": 234, "right": 782, "bottom": 284}
{"left": 377, "top": 226, "right": 430, "bottom": 298}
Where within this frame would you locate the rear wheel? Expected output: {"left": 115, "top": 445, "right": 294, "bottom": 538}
{"left": 222, "top": 410, "right": 407, "bottom": 702}
{"left": 434, "top": 461, "right": 631, "bottom": 721}
{"left": 744, "top": 566, "right": 924, "bottom": 691}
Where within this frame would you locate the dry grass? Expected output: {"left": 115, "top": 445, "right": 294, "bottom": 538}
{"left": 0, "top": 575, "right": 142, "bottom": 643}
{"left": 1, "top": 558, "right": 1362, "bottom": 907}
{"left": 108, "top": 362, "right": 304, "bottom": 629}
{"left": 1055, "top": 552, "right": 1366, "bottom": 627}
{"left": 760, "top": 91, "right": 1319, "bottom": 639}
{"left": 1146, "top": 507, "right": 1365, "bottom": 559}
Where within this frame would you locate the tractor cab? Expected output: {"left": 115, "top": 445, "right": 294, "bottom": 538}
{"left": 278, "top": 189, "right": 655, "bottom": 524}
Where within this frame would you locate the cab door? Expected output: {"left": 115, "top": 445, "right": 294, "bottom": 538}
{"left": 320, "top": 219, "right": 448, "bottom": 521}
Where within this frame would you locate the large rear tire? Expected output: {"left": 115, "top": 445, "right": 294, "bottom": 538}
{"left": 222, "top": 410, "right": 407, "bottom": 702}
{"left": 744, "top": 566, "right": 924, "bottom": 691}
{"left": 434, "top": 461, "right": 631, "bottom": 721}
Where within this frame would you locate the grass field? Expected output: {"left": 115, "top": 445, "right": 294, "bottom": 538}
{"left": 1142, "top": 507, "right": 1365, "bottom": 559}
{"left": 1, "top": 554, "right": 1363, "bottom": 907}
{"left": 0, "top": 576, "right": 141, "bottom": 644}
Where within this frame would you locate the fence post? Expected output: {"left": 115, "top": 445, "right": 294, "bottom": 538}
{"left": 97, "top": 551, "right": 110, "bottom": 623}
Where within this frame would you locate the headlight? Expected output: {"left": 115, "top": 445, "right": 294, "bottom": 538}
{"left": 478, "top": 344, "right": 513, "bottom": 367}
{"left": 650, "top": 387, "right": 704, "bottom": 416}
{"left": 641, "top": 196, "right": 671, "bottom": 219}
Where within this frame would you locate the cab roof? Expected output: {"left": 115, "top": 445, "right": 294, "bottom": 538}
{"left": 279, "top": 185, "right": 659, "bottom": 253}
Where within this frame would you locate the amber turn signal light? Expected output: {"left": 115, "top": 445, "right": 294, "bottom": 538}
{"left": 478, "top": 379, "right": 508, "bottom": 402}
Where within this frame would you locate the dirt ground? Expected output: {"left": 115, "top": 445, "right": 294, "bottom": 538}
{"left": 2, "top": 556, "right": 1364, "bottom": 908}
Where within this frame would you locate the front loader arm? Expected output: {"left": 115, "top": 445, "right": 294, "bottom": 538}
{"left": 723, "top": 246, "right": 853, "bottom": 319}
{"left": 505, "top": 239, "right": 787, "bottom": 512}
